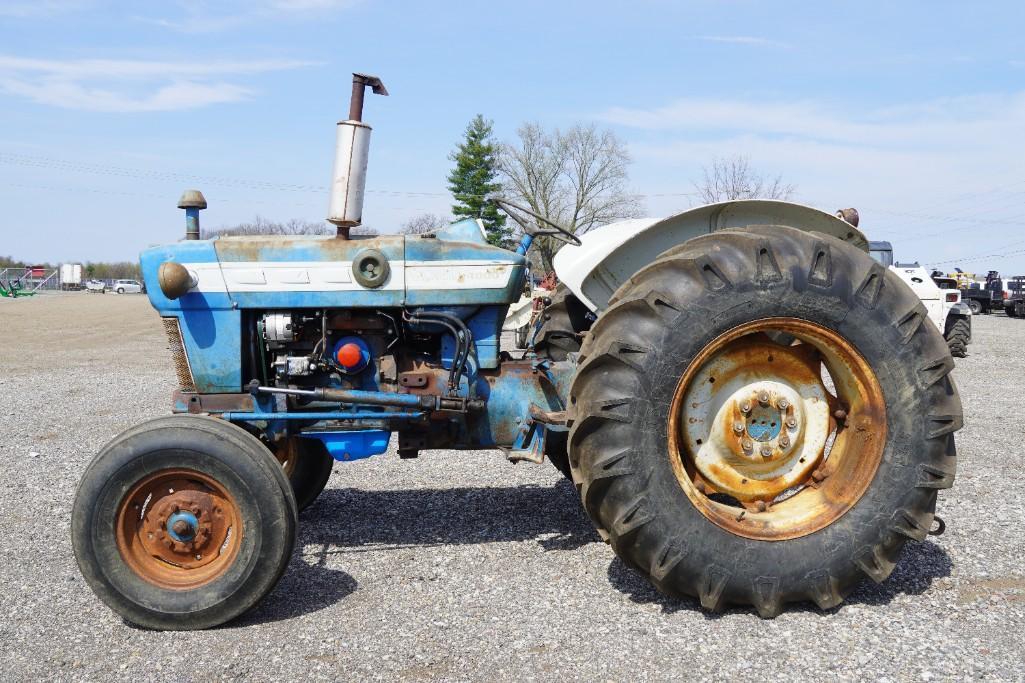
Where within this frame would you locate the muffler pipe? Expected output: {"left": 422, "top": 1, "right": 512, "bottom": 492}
{"left": 327, "top": 73, "right": 388, "bottom": 238}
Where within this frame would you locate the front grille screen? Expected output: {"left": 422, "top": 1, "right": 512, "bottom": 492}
{"left": 161, "top": 317, "right": 196, "bottom": 392}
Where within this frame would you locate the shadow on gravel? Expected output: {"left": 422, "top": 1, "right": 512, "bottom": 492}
{"left": 606, "top": 539, "right": 952, "bottom": 618}
{"left": 232, "top": 561, "right": 359, "bottom": 627}
{"left": 229, "top": 479, "right": 598, "bottom": 626}
{"left": 295, "top": 478, "right": 598, "bottom": 553}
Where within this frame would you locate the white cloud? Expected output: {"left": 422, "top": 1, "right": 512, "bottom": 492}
{"left": 0, "top": 55, "right": 318, "bottom": 112}
{"left": 600, "top": 93, "right": 1025, "bottom": 150}
{"left": 694, "top": 35, "right": 791, "bottom": 49}
{"left": 597, "top": 92, "right": 1025, "bottom": 265}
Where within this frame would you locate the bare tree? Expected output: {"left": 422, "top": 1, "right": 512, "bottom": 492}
{"left": 401, "top": 213, "right": 448, "bottom": 235}
{"left": 695, "top": 155, "right": 795, "bottom": 204}
{"left": 202, "top": 216, "right": 378, "bottom": 238}
{"left": 500, "top": 123, "right": 643, "bottom": 271}
{"left": 202, "top": 216, "right": 333, "bottom": 238}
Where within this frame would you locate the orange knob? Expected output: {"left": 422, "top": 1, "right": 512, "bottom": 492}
{"left": 336, "top": 342, "right": 363, "bottom": 368}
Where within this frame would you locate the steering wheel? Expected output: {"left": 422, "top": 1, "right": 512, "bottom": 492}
{"left": 490, "top": 197, "right": 582, "bottom": 247}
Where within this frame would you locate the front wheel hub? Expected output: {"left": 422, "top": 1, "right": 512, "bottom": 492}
{"left": 167, "top": 511, "right": 199, "bottom": 542}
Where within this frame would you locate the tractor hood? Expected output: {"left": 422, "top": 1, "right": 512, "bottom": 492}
{"left": 553, "top": 199, "right": 869, "bottom": 312}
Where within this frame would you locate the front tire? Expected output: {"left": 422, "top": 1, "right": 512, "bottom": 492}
{"left": 536, "top": 285, "right": 594, "bottom": 479}
{"left": 273, "top": 436, "right": 334, "bottom": 512}
{"left": 72, "top": 415, "right": 298, "bottom": 630}
{"left": 569, "top": 225, "right": 960, "bottom": 617}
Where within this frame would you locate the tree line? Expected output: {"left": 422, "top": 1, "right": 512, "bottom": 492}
{"left": 0, "top": 255, "right": 141, "bottom": 280}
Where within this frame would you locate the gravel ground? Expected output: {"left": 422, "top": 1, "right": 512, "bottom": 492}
{"left": 1, "top": 293, "right": 1023, "bottom": 681}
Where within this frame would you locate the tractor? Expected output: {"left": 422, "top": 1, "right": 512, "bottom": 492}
{"left": 72, "top": 75, "right": 961, "bottom": 630}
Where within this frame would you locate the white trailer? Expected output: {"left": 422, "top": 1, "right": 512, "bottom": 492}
{"left": 60, "top": 263, "right": 83, "bottom": 290}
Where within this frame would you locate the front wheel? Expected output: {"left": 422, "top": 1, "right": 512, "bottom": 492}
{"left": 569, "top": 225, "right": 960, "bottom": 617}
{"left": 72, "top": 416, "right": 297, "bottom": 630}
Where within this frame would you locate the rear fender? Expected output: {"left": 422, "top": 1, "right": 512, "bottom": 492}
{"left": 553, "top": 200, "right": 868, "bottom": 312}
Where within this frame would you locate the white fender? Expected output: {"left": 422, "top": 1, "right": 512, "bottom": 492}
{"left": 553, "top": 200, "right": 869, "bottom": 312}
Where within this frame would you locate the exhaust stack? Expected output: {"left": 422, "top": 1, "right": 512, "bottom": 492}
{"left": 328, "top": 73, "right": 388, "bottom": 238}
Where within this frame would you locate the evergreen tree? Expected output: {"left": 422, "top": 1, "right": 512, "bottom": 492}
{"left": 447, "top": 115, "right": 510, "bottom": 247}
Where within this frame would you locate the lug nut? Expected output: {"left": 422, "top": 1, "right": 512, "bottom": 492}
{"left": 777, "top": 398, "right": 789, "bottom": 410}
{"left": 786, "top": 417, "right": 798, "bottom": 429}
{"left": 742, "top": 439, "right": 754, "bottom": 452}
{"left": 732, "top": 421, "right": 745, "bottom": 434}
{"left": 740, "top": 401, "right": 752, "bottom": 414}
{"left": 760, "top": 445, "right": 773, "bottom": 458}
{"left": 758, "top": 391, "right": 770, "bottom": 406}
{"left": 779, "top": 436, "right": 790, "bottom": 448}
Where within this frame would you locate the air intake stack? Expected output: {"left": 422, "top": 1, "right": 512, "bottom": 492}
{"left": 328, "top": 73, "right": 388, "bottom": 238}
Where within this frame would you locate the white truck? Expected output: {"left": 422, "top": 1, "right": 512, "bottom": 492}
{"left": 869, "top": 242, "right": 972, "bottom": 357}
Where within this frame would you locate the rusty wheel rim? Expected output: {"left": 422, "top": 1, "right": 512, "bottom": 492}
{"left": 116, "top": 469, "right": 243, "bottom": 589}
{"left": 668, "top": 317, "right": 886, "bottom": 541}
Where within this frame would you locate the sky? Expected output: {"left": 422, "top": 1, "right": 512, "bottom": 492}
{"left": 2, "top": 0, "right": 1025, "bottom": 274}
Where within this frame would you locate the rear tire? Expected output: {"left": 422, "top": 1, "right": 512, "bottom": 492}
{"left": 72, "top": 415, "right": 297, "bottom": 630}
{"left": 966, "top": 299, "right": 982, "bottom": 315}
{"left": 569, "top": 225, "right": 960, "bottom": 617}
{"left": 946, "top": 319, "right": 970, "bottom": 358}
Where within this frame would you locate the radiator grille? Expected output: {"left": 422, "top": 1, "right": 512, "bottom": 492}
{"left": 161, "top": 317, "right": 196, "bottom": 392}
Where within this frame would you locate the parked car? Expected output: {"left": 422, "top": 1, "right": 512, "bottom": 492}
{"left": 112, "top": 279, "right": 144, "bottom": 294}
{"left": 85, "top": 279, "right": 107, "bottom": 294}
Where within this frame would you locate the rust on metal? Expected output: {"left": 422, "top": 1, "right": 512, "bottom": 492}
{"left": 667, "top": 317, "right": 887, "bottom": 541}
{"left": 116, "top": 469, "right": 242, "bottom": 589}
{"left": 398, "top": 372, "right": 430, "bottom": 388}
{"left": 174, "top": 391, "right": 255, "bottom": 414}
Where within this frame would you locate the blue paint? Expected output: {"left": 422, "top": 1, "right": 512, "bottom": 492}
{"left": 746, "top": 408, "right": 782, "bottom": 441}
{"left": 184, "top": 207, "right": 200, "bottom": 237}
{"left": 166, "top": 510, "right": 198, "bottom": 542}
{"left": 432, "top": 218, "right": 488, "bottom": 245}
{"left": 439, "top": 305, "right": 506, "bottom": 370}
{"left": 302, "top": 430, "right": 391, "bottom": 461}
{"left": 331, "top": 335, "right": 371, "bottom": 373}
{"left": 516, "top": 233, "right": 533, "bottom": 255}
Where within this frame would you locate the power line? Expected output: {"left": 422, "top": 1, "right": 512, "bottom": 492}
{"left": 0, "top": 150, "right": 698, "bottom": 200}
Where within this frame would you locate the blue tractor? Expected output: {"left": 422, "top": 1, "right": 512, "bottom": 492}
{"left": 72, "top": 75, "right": 961, "bottom": 629}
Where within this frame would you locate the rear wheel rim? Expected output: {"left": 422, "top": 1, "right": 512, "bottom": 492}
{"left": 116, "top": 468, "right": 243, "bottom": 589}
{"left": 667, "top": 317, "right": 886, "bottom": 541}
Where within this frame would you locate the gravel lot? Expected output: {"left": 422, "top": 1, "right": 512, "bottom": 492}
{"left": 1, "top": 293, "right": 1023, "bottom": 681}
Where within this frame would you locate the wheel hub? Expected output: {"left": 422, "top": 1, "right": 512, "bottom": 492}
{"left": 684, "top": 340, "right": 832, "bottom": 502}
{"left": 668, "top": 318, "right": 887, "bottom": 541}
{"left": 117, "top": 470, "right": 241, "bottom": 588}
